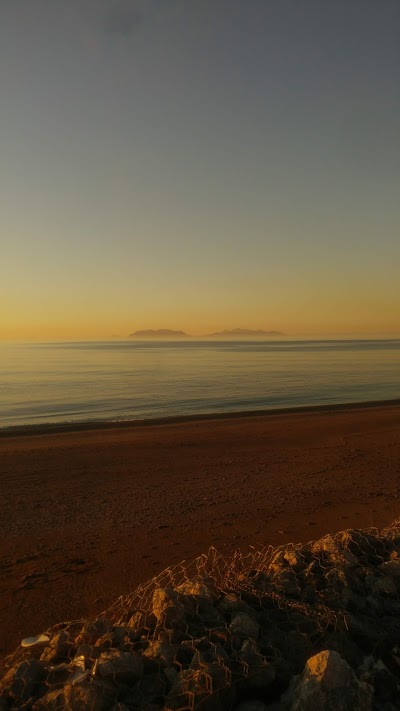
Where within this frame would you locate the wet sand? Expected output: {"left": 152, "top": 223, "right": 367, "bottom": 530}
{"left": 1, "top": 401, "right": 400, "bottom": 659}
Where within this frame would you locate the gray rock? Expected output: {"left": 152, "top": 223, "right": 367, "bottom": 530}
{"left": 373, "top": 658, "right": 387, "bottom": 671}
{"left": 311, "top": 534, "right": 338, "bottom": 555}
{"left": 268, "top": 549, "right": 288, "bottom": 573}
{"left": 190, "top": 644, "right": 231, "bottom": 671}
{"left": 212, "top": 643, "right": 231, "bottom": 666}
{"left": 290, "top": 650, "right": 373, "bottom": 711}
{"left": 284, "top": 547, "right": 306, "bottom": 572}
{"left": 175, "top": 576, "right": 218, "bottom": 601}
{"left": 280, "top": 674, "right": 300, "bottom": 706}
{"left": 33, "top": 679, "right": 116, "bottom": 710}
{"left": 358, "top": 655, "right": 375, "bottom": 672}
{"left": 32, "top": 689, "right": 64, "bottom": 710}
{"left": 144, "top": 638, "right": 177, "bottom": 665}
{"left": 311, "top": 535, "right": 358, "bottom": 567}
{"left": 126, "top": 611, "right": 147, "bottom": 631}
{"left": 40, "top": 631, "right": 74, "bottom": 663}
{"left": 0, "top": 659, "right": 44, "bottom": 702}
{"left": 302, "top": 560, "right": 324, "bottom": 586}
{"left": 110, "top": 626, "right": 129, "bottom": 644}
{"left": 382, "top": 597, "right": 400, "bottom": 615}
{"left": 138, "top": 672, "right": 167, "bottom": 701}
{"left": 152, "top": 587, "right": 187, "bottom": 628}
{"left": 75, "top": 644, "right": 101, "bottom": 661}
{"left": 324, "top": 567, "right": 348, "bottom": 590}
{"left": 218, "top": 593, "right": 247, "bottom": 617}
{"left": 340, "top": 587, "right": 364, "bottom": 612}
{"left": 190, "top": 663, "right": 232, "bottom": 695}
{"left": 235, "top": 701, "right": 269, "bottom": 711}
{"left": 366, "top": 575, "right": 397, "bottom": 597}
{"left": 7, "top": 521, "right": 400, "bottom": 711}
{"left": 217, "top": 593, "right": 257, "bottom": 626}
{"left": 76, "top": 618, "right": 114, "bottom": 645}
{"left": 152, "top": 587, "right": 177, "bottom": 621}
{"left": 165, "top": 663, "right": 235, "bottom": 711}
{"left": 344, "top": 612, "right": 382, "bottom": 642}
{"left": 237, "top": 639, "right": 275, "bottom": 693}
{"left": 365, "top": 594, "right": 384, "bottom": 615}
{"left": 97, "top": 650, "right": 143, "bottom": 682}
{"left": 359, "top": 666, "right": 399, "bottom": 705}
{"left": 43, "top": 664, "right": 71, "bottom": 688}
{"left": 382, "top": 526, "right": 400, "bottom": 547}
{"left": 229, "top": 613, "right": 259, "bottom": 640}
{"left": 337, "top": 530, "right": 386, "bottom": 563}
{"left": 164, "top": 666, "right": 179, "bottom": 688}
{"left": 378, "top": 560, "right": 400, "bottom": 578}
{"left": 272, "top": 569, "right": 301, "bottom": 597}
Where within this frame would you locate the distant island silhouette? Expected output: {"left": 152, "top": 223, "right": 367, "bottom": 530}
{"left": 207, "top": 329, "right": 284, "bottom": 337}
{"left": 128, "top": 329, "right": 189, "bottom": 338}
{"left": 127, "top": 328, "right": 285, "bottom": 338}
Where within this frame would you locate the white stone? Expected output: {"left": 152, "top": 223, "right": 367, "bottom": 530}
{"left": 21, "top": 634, "right": 50, "bottom": 648}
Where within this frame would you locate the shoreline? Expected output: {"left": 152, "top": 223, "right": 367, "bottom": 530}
{"left": 1, "top": 400, "right": 400, "bottom": 658}
{"left": 1, "top": 396, "right": 400, "bottom": 438}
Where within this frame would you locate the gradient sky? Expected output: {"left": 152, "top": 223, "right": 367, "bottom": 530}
{"left": 1, "top": 0, "right": 399, "bottom": 339}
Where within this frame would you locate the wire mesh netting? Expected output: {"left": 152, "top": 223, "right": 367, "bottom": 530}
{"left": 2, "top": 520, "right": 400, "bottom": 709}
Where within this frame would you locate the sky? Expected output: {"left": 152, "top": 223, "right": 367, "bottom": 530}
{"left": 1, "top": 0, "right": 399, "bottom": 339}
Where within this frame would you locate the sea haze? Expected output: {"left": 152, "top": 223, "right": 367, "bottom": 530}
{"left": 0, "top": 340, "right": 399, "bottom": 428}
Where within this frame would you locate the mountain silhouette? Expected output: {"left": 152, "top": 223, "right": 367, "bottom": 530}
{"left": 207, "top": 328, "right": 284, "bottom": 337}
{"left": 128, "top": 329, "right": 189, "bottom": 338}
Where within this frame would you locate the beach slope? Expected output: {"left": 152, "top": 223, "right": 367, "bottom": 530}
{"left": 0, "top": 402, "right": 399, "bottom": 658}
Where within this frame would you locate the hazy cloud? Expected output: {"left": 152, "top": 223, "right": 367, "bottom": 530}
{"left": 104, "top": 2, "right": 143, "bottom": 39}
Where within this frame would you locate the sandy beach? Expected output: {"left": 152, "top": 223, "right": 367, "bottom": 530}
{"left": 1, "top": 401, "right": 399, "bottom": 660}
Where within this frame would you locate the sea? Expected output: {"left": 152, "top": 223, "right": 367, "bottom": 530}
{"left": 0, "top": 339, "right": 399, "bottom": 429}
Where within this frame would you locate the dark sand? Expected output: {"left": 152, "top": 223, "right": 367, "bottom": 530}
{"left": 1, "top": 402, "right": 399, "bottom": 659}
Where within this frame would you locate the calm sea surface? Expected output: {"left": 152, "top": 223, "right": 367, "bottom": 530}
{"left": 0, "top": 339, "right": 399, "bottom": 429}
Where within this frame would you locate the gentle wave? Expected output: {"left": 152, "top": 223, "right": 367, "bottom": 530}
{"left": 1, "top": 340, "right": 399, "bottom": 428}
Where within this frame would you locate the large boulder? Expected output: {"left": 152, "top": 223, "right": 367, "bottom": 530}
{"left": 311, "top": 535, "right": 358, "bottom": 568}
{"left": 289, "top": 650, "right": 373, "bottom": 711}
{"left": 75, "top": 619, "right": 114, "bottom": 646}
{"left": 284, "top": 547, "right": 307, "bottom": 573}
{"left": 235, "top": 702, "right": 269, "bottom": 711}
{"left": 97, "top": 650, "right": 143, "bottom": 683}
{"left": 378, "top": 559, "right": 400, "bottom": 578}
{"left": 236, "top": 639, "right": 276, "bottom": 693}
{"left": 175, "top": 577, "right": 218, "bottom": 601}
{"left": 152, "top": 587, "right": 187, "bottom": 628}
{"left": 33, "top": 679, "right": 116, "bottom": 710}
{"left": 271, "top": 569, "right": 301, "bottom": 597}
{"left": 0, "top": 659, "right": 45, "bottom": 703}
{"left": 143, "top": 637, "right": 177, "bottom": 665}
{"left": 165, "top": 662, "right": 234, "bottom": 711}
{"left": 336, "top": 530, "right": 387, "bottom": 565}
{"left": 229, "top": 613, "right": 259, "bottom": 640}
{"left": 366, "top": 574, "right": 397, "bottom": 597}
{"left": 40, "top": 631, "right": 74, "bottom": 663}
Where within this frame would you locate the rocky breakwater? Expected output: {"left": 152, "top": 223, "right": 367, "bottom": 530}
{"left": 2, "top": 521, "right": 400, "bottom": 709}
